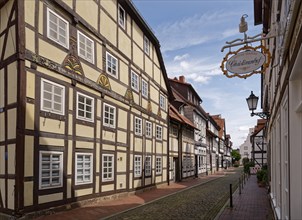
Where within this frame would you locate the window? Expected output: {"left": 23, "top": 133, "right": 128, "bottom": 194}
{"left": 75, "top": 153, "right": 93, "bottom": 185}
{"left": 47, "top": 8, "right": 69, "bottom": 48}
{"left": 118, "top": 5, "right": 125, "bottom": 29}
{"left": 160, "top": 94, "right": 166, "bottom": 110}
{"left": 156, "top": 125, "right": 162, "bottom": 140}
{"left": 134, "top": 155, "right": 142, "bottom": 177}
{"left": 102, "top": 154, "right": 114, "bottom": 181}
{"left": 145, "top": 156, "right": 151, "bottom": 176}
{"left": 142, "top": 79, "right": 148, "bottom": 98}
{"left": 103, "top": 103, "right": 116, "bottom": 128}
{"left": 106, "top": 52, "right": 118, "bottom": 78}
{"left": 41, "top": 79, "right": 65, "bottom": 115}
{"left": 156, "top": 157, "right": 162, "bottom": 174}
{"left": 77, "top": 31, "right": 94, "bottom": 64}
{"left": 39, "top": 151, "right": 63, "bottom": 189}
{"left": 144, "top": 36, "right": 150, "bottom": 54}
{"left": 135, "top": 117, "right": 142, "bottom": 135}
{"left": 146, "top": 121, "right": 152, "bottom": 138}
{"left": 76, "top": 92, "right": 94, "bottom": 122}
{"left": 131, "top": 71, "right": 139, "bottom": 91}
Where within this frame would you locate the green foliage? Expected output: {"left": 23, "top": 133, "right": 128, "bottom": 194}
{"left": 242, "top": 157, "right": 249, "bottom": 166}
{"left": 256, "top": 167, "right": 268, "bottom": 184}
{"left": 244, "top": 161, "right": 255, "bottom": 174}
{"left": 234, "top": 164, "right": 239, "bottom": 167}
{"left": 231, "top": 150, "right": 241, "bottom": 162}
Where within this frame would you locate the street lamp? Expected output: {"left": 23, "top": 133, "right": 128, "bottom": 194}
{"left": 246, "top": 91, "right": 270, "bottom": 119}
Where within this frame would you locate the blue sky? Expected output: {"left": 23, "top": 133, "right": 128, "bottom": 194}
{"left": 132, "top": 0, "right": 263, "bottom": 148}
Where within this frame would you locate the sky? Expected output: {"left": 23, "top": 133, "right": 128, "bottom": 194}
{"left": 132, "top": 0, "right": 263, "bottom": 148}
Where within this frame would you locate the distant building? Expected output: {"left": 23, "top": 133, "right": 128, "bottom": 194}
{"left": 239, "top": 128, "right": 254, "bottom": 164}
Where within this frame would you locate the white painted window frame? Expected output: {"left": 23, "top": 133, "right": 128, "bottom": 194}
{"left": 160, "top": 94, "right": 166, "bottom": 110}
{"left": 47, "top": 8, "right": 69, "bottom": 48}
{"left": 118, "top": 4, "right": 126, "bottom": 29}
{"left": 76, "top": 92, "right": 94, "bottom": 122}
{"left": 145, "top": 121, "right": 152, "bottom": 138}
{"left": 77, "top": 30, "right": 94, "bottom": 64}
{"left": 102, "top": 154, "right": 114, "bottom": 182}
{"left": 39, "top": 151, "right": 63, "bottom": 190}
{"left": 156, "top": 156, "right": 162, "bottom": 175}
{"left": 134, "top": 155, "right": 142, "bottom": 177}
{"left": 41, "top": 78, "right": 65, "bottom": 115}
{"left": 75, "top": 152, "right": 93, "bottom": 185}
{"left": 135, "top": 117, "right": 142, "bottom": 136}
{"left": 103, "top": 103, "right": 116, "bottom": 128}
{"left": 142, "top": 79, "right": 148, "bottom": 98}
{"left": 145, "top": 156, "right": 152, "bottom": 176}
{"left": 106, "top": 52, "right": 118, "bottom": 78}
{"left": 131, "top": 70, "right": 139, "bottom": 92}
{"left": 156, "top": 125, "right": 162, "bottom": 140}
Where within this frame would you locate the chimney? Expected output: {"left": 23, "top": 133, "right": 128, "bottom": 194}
{"left": 179, "top": 75, "right": 185, "bottom": 83}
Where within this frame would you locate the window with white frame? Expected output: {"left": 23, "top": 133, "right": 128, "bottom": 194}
{"left": 102, "top": 154, "right": 114, "bottom": 181}
{"left": 39, "top": 151, "right": 63, "bottom": 189}
{"left": 134, "top": 155, "right": 142, "bottom": 177}
{"left": 156, "top": 125, "right": 162, "bottom": 140}
{"left": 41, "top": 79, "right": 65, "bottom": 115}
{"left": 146, "top": 121, "right": 152, "bottom": 138}
{"left": 156, "top": 157, "right": 162, "bottom": 174}
{"left": 106, "top": 52, "right": 118, "bottom": 78}
{"left": 77, "top": 31, "right": 94, "bottom": 64}
{"left": 145, "top": 156, "right": 151, "bottom": 176}
{"left": 135, "top": 117, "right": 142, "bottom": 135}
{"left": 76, "top": 92, "right": 94, "bottom": 122}
{"left": 118, "top": 5, "right": 125, "bottom": 29}
{"left": 103, "top": 103, "right": 116, "bottom": 128}
{"left": 144, "top": 36, "right": 150, "bottom": 54}
{"left": 160, "top": 94, "right": 166, "bottom": 110}
{"left": 142, "top": 79, "right": 148, "bottom": 98}
{"left": 47, "top": 8, "right": 69, "bottom": 48}
{"left": 75, "top": 153, "right": 93, "bottom": 185}
{"left": 131, "top": 71, "right": 139, "bottom": 91}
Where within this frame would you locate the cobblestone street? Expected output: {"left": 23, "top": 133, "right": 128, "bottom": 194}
{"left": 106, "top": 168, "right": 242, "bottom": 220}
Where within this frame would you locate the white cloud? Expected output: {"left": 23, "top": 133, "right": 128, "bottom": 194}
{"left": 174, "top": 54, "right": 190, "bottom": 61}
{"left": 238, "top": 126, "right": 250, "bottom": 131}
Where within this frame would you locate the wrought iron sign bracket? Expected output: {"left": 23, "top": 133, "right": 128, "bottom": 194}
{"left": 251, "top": 111, "right": 270, "bottom": 120}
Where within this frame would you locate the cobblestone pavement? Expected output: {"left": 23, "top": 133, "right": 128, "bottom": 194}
{"left": 106, "top": 169, "right": 242, "bottom": 220}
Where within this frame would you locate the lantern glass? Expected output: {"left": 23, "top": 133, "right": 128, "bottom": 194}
{"left": 246, "top": 91, "right": 259, "bottom": 111}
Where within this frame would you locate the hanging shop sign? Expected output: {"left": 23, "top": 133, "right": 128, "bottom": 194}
{"left": 221, "top": 45, "right": 271, "bottom": 79}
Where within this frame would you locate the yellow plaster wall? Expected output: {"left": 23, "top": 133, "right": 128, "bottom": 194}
{"left": 67, "top": 140, "right": 72, "bottom": 175}
{"left": 4, "top": 27, "right": 16, "bottom": 59}
{"left": 153, "top": 50, "right": 160, "bottom": 67}
{"left": 100, "top": 12, "right": 117, "bottom": 46}
{"left": 76, "top": 141, "right": 94, "bottom": 149}
{"left": 38, "top": 40, "right": 67, "bottom": 65}
{"left": 96, "top": 120, "right": 101, "bottom": 139}
{"left": 102, "top": 144, "right": 115, "bottom": 151}
{"left": 144, "top": 57, "right": 152, "bottom": 77}
{"left": 133, "top": 179, "right": 142, "bottom": 188}
{"left": 67, "top": 178, "right": 72, "bottom": 198}
{"left": 145, "top": 177, "right": 152, "bottom": 186}
{"left": 0, "top": 146, "right": 4, "bottom": 174}
{"left": 132, "top": 22, "right": 143, "bottom": 49}
{"left": 39, "top": 137, "right": 65, "bottom": 146}
{"left": 25, "top": 103, "right": 35, "bottom": 130}
{"left": 96, "top": 43, "right": 103, "bottom": 70}
{"left": 146, "top": 140, "right": 152, "bottom": 153}
{"left": 7, "top": 179, "right": 14, "bottom": 209}
{"left": 69, "top": 88, "right": 73, "bottom": 110}
{"left": 62, "top": 0, "right": 73, "bottom": 8}
{"left": 75, "top": 188, "right": 93, "bottom": 197}
{"left": 26, "top": 71, "right": 35, "bottom": 99}
{"left": 101, "top": 184, "right": 114, "bottom": 192}
{"left": 25, "top": 0, "right": 35, "bottom": 26}
{"left": 68, "top": 114, "right": 73, "bottom": 135}
{"left": 39, "top": 193, "right": 63, "bottom": 204}
{"left": 156, "top": 143, "right": 163, "bottom": 154}
{"left": 101, "top": 0, "right": 116, "bottom": 21}
{"left": 0, "top": 0, "right": 13, "bottom": 32}
{"left": 118, "top": 29, "right": 131, "bottom": 58}
{"left": 116, "top": 152, "right": 126, "bottom": 172}
{"left": 134, "top": 138, "right": 142, "bottom": 152}
{"left": 0, "top": 69, "right": 4, "bottom": 108}
{"left": 119, "top": 61, "right": 129, "bottom": 85}
{"left": 76, "top": 1, "right": 98, "bottom": 29}
{"left": 7, "top": 108, "right": 16, "bottom": 139}
{"left": 150, "top": 85, "right": 159, "bottom": 102}
{"left": 132, "top": 92, "right": 139, "bottom": 105}
{"left": 95, "top": 176, "right": 99, "bottom": 193}
{"left": 103, "top": 130, "right": 116, "bottom": 141}
{"left": 40, "top": 118, "right": 65, "bottom": 134}
{"left": 25, "top": 27, "right": 35, "bottom": 52}
{"left": 7, "top": 63, "right": 17, "bottom": 104}
{"left": 7, "top": 144, "right": 15, "bottom": 174}
{"left": 110, "top": 79, "right": 127, "bottom": 96}
{"left": 96, "top": 143, "right": 100, "bottom": 173}
{"left": 0, "top": 113, "right": 4, "bottom": 142}
{"left": 117, "top": 130, "right": 127, "bottom": 143}
{"left": 24, "top": 136, "right": 34, "bottom": 176}
{"left": 132, "top": 44, "right": 143, "bottom": 69}
{"left": 24, "top": 181, "right": 33, "bottom": 206}
{"left": 38, "top": 67, "right": 70, "bottom": 84}
{"left": 116, "top": 175, "right": 126, "bottom": 189}
{"left": 76, "top": 124, "right": 94, "bottom": 138}
{"left": 153, "top": 66, "right": 161, "bottom": 86}
{"left": 81, "top": 63, "right": 99, "bottom": 83}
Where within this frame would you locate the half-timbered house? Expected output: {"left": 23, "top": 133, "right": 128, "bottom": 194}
{"left": 0, "top": 0, "right": 172, "bottom": 216}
